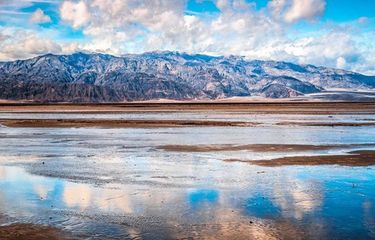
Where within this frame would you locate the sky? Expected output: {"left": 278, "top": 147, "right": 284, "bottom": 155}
{"left": 0, "top": 0, "right": 374, "bottom": 74}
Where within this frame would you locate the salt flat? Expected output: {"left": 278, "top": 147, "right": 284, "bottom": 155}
{"left": 0, "top": 103, "right": 375, "bottom": 239}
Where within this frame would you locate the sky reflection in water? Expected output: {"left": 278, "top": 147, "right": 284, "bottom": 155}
{"left": 1, "top": 165, "right": 375, "bottom": 239}
{"left": 0, "top": 113, "right": 375, "bottom": 238}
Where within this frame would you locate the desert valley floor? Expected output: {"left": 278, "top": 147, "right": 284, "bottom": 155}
{"left": 0, "top": 102, "right": 375, "bottom": 239}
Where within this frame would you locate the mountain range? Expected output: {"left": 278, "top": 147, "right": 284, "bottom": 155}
{"left": 0, "top": 51, "right": 374, "bottom": 102}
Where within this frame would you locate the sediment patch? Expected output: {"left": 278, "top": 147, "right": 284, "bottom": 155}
{"left": 225, "top": 150, "right": 375, "bottom": 167}
{"left": 0, "top": 223, "right": 72, "bottom": 240}
{"left": 0, "top": 119, "right": 256, "bottom": 128}
{"left": 158, "top": 143, "right": 375, "bottom": 152}
{"left": 0, "top": 102, "right": 375, "bottom": 114}
{"left": 276, "top": 122, "right": 375, "bottom": 127}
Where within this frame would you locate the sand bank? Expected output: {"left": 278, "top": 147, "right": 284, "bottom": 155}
{"left": 225, "top": 150, "right": 375, "bottom": 166}
{"left": 0, "top": 119, "right": 255, "bottom": 128}
{"left": 157, "top": 143, "right": 375, "bottom": 152}
{"left": 0, "top": 102, "right": 374, "bottom": 114}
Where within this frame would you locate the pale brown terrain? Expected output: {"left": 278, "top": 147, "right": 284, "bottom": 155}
{"left": 225, "top": 150, "right": 375, "bottom": 167}
{"left": 157, "top": 143, "right": 375, "bottom": 152}
{"left": 276, "top": 121, "right": 375, "bottom": 127}
{"left": 0, "top": 224, "right": 72, "bottom": 240}
{"left": 0, "top": 102, "right": 374, "bottom": 114}
{"left": 0, "top": 119, "right": 255, "bottom": 128}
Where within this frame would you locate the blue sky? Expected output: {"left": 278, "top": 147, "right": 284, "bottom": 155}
{"left": 0, "top": 0, "right": 374, "bottom": 74}
{"left": 323, "top": 0, "right": 375, "bottom": 22}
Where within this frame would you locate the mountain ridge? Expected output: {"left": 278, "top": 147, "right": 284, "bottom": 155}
{"left": 0, "top": 51, "right": 374, "bottom": 102}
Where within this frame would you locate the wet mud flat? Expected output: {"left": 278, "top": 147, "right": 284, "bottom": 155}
{"left": 276, "top": 121, "right": 375, "bottom": 127}
{"left": 225, "top": 150, "right": 375, "bottom": 167}
{"left": 0, "top": 103, "right": 375, "bottom": 239}
{"left": 159, "top": 144, "right": 375, "bottom": 166}
{"left": 2, "top": 119, "right": 375, "bottom": 128}
{"left": 0, "top": 223, "right": 73, "bottom": 240}
{"left": 157, "top": 143, "right": 375, "bottom": 153}
{"left": 0, "top": 119, "right": 255, "bottom": 128}
{"left": 0, "top": 101, "right": 375, "bottom": 114}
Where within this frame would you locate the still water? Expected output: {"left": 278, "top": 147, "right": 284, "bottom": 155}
{"left": 0, "top": 113, "right": 375, "bottom": 239}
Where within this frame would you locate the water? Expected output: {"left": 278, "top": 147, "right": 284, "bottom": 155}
{"left": 0, "top": 112, "right": 375, "bottom": 239}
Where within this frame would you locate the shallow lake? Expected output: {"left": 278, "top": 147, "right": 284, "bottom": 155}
{"left": 0, "top": 112, "right": 375, "bottom": 239}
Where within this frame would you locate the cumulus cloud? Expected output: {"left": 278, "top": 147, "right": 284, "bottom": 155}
{"left": 0, "top": 0, "right": 374, "bottom": 75}
{"left": 0, "top": 32, "right": 9, "bottom": 42}
{"left": 283, "top": 32, "right": 358, "bottom": 64}
{"left": 60, "top": 0, "right": 90, "bottom": 28}
{"left": 0, "top": 29, "right": 62, "bottom": 60}
{"left": 269, "top": 0, "right": 326, "bottom": 22}
{"left": 30, "top": 8, "right": 51, "bottom": 24}
{"left": 278, "top": 30, "right": 375, "bottom": 74}
{"left": 56, "top": 0, "right": 284, "bottom": 57}
{"left": 285, "top": 0, "right": 326, "bottom": 22}
{"left": 336, "top": 56, "right": 346, "bottom": 69}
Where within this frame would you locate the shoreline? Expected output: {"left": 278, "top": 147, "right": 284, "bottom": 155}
{"left": 0, "top": 102, "right": 374, "bottom": 114}
{"left": 0, "top": 119, "right": 256, "bottom": 128}
{"left": 1, "top": 119, "right": 374, "bottom": 128}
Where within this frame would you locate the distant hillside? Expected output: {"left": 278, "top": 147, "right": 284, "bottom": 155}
{"left": 0, "top": 51, "right": 374, "bottom": 102}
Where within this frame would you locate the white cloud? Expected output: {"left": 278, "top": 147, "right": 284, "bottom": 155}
{"left": 283, "top": 32, "right": 357, "bottom": 64}
{"left": 277, "top": 31, "right": 375, "bottom": 74}
{"left": 30, "top": 8, "right": 51, "bottom": 24}
{"left": 0, "top": 32, "right": 9, "bottom": 42}
{"left": 57, "top": 0, "right": 284, "bottom": 57}
{"left": 60, "top": 0, "right": 90, "bottom": 28}
{"left": 336, "top": 56, "right": 346, "bottom": 69}
{"left": 358, "top": 16, "right": 369, "bottom": 24}
{"left": 0, "top": 0, "right": 374, "bottom": 75}
{"left": 269, "top": 0, "right": 326, "bottom": 23}
{"left": 268, "top": 0, "right": 287, "bottom": 18}
{"left": 285, "top": 0, "right": 326, "bottom": 22}
{"left": 0, "top": 28, "right": 62, "bottom": 61}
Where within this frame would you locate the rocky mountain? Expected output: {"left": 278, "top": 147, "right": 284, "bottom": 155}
{"left": 0, "top": 51, "right": 374, "bottom": 102}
